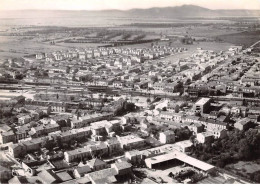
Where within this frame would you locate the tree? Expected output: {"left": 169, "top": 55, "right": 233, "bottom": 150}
{"left": 15, "top": 74, "right": 23, "bottom": 80}
{"left": 175, "top": 105, "right": 180, "bottom": 113}
{"left": 150, "top": 76, "right": 158, "bottom": 82}
{"left": 216, "top": 159, "right": 225, "bottom": 168}
{"left": 189, "top": 135, "right": 196, "bottom": 144}
{"left": 238, "top": 139, "right": 253, "bottom": 160}
{"left": 66, "top": 66, "right": 70, "bottom": 73}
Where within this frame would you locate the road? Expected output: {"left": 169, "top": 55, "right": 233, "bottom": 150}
{"left": 250, "top": 40, "right": 260, "bottom": 48}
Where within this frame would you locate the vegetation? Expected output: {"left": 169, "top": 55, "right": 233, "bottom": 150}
{"left": 191, "top": 129, "right": 260, "bottom": 182}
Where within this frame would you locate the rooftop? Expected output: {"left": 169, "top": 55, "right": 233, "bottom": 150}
{"left": 145, "top": 150, "right": 214, "bottom": 172}
{"left": 195, "top": 97, "right": 211, "bottom": 106}
{"left": 87, "top": 168, "right": 117, "bottom": 181}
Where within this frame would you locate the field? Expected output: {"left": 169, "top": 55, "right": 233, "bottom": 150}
{"left": 113, "top": 24, "right": 243, "bottom": 38}
{"left": 0, "top": 15, "right": 259, "bottom": 60}
{"left": 217, "top": 30, "right": 260, "bottom": 47}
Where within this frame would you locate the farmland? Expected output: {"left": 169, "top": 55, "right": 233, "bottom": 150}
{"left": 216, "top": 30, "right": 260, "bottom": 47}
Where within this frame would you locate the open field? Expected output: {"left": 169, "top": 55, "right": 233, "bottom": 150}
{"left": 217, "top": 30, "right": 260, "bottom": 47}
{"left": 112, "top": 25, "right": 243, "bottom": 38}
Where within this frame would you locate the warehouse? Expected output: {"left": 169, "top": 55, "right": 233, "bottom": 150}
{"left": 145, "top": 150, "right": 215, "bottom": 174}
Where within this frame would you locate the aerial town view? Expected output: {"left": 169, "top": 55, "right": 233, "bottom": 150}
{"left": 0, "top": 0, "right": 260, "bottom": 185}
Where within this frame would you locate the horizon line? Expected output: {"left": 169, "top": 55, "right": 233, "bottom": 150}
{"left": 1, "top": 4, "right": 260, "bottom": 11}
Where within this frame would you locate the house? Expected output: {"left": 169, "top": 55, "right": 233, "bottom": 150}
{"left": 0, "top": 131, "right": 15, "bottom": 144}
{"left": 197, "top": 132, "right": 214, "bottom": 144}
{"left": 8, "top": 143, "right": 26, "bottom": 157}
{"left": 118, "top": 135, "right": 145, "bottom": 150}
{"left": 125, "top": 150, "right": 142, "bottom": 164}
{"left": 174, "top": 140, "right": 193, "bottom": 153}
{"left": 90, "top": 121, "right": 107, "bottom": 136}
{"left": 105, "top": 138, "right": 121, "bottom": 156}
{"left": 89, "top": 143, "right": 108, "bottom": 157}
{"left": 50, "top": 103, "right": 67, "bottom": 113}
{"left": 61, "top": 176, "right": 91, "bottom": 184}
{"left": 186, "top": 122, "right": 204, "bottom": 134}
{"left": 8, "top": 176, "right": 28, "bottom": 184}
{"left": 37, "top": 169, "right": 61, "bottom": 184}
{"left": 234, "top": 118, "right": 254, "bottom": 131}
{"left": 64, "top": 147, "right": 91, "bottom": 163}
{"left": 73, "top": 165, "right": 92, "bottom": 178}
{"left": 15, "top": 127, "right": 28, "bottom": 141}
{"left": 30, "top": 123, "right": 60, "bottom": 137}
{"left": 113, "top": 81, "right": 124, "bottom": 88}
{"left": 111, "top": 161, "right": 132, "bottom": 175}
{"left": 159, "top": 112, "right": 173, "bottom": 121}
{"left": 36, "top": 53, "right": 45, "bottom": 60}
{"left": 21, "top": 138, "right": 44, "bottom": 152}
{"left": 248, "top": 114, "right": 260, "bottom": 122}
{"left": 21, "top": 160, "right": 45, "bottom": 176}
{"left": 87, "top": 168, "right": 117, "bottom": 184}
{"left": 159, "top": 130, "right": 175, "bottom": 144}
{"left": 87, "top": 158, "right": 108, "bottom": 171}
{"left": 56, "top": 171, "right": 73, "bottom": 182}
{"left": 199, "top": 117, "right": 228, "bottom": 130}
{"left": 207, "top": 128, "right": 227, "bottom": 139}
{"left": 18, "top": 115, "right": 33, "bottom": 124}
{"left": 0, "top": 165, "right": 12, "bottom": 182}
{"left": 0, "top": 124, "right": 12, "bottom": 133}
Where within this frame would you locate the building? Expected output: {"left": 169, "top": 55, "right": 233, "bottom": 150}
{"left": 0, "top": 131, "right": 15, "bottom": 144}
{"left": 0, "top": 165, "right": 12, "bottom": 182}
{"left": 18, "top": 115, "right": 33, "bottom": 125}
{"left": 199, "top": 117, "right": 228, "bottom": 130}
{"left": 87, "top": 158, "right": 108, "bottom": 171}
{"left": 37, "top": 169, "right": 61, "bottom": 184}
{"left": 197, "top": 132, "right": 214, "bottom": 144}
{"left": 105, "top": 138, "right": 122, "bottom": 156}
{"left": 111, "top": 161, "right": 132, "bottom": 176}
{"left": 50, "top": 103, "right": 68, "bottom": 113}
{"left": 174, "top": 140, "right": 193, "bottom": 153}
{"left": 194, "top": 97, "right": 212, "bottom": 114}
{"left": 64, "top": 147, "right": 91, "bottom": 163}
{"left": 144, "top": 151, "right": 215, "bottom": 174}
{"left": 159, "top": 131, "right": 175, "bottom": 144}
{"left": 30, "top": 123, "right": 60, "bottom": 137}
{"left": 234, "top": 118, "right": 254, "bottom": 131}
{"left": 186, "top": 122, "right": 204, "bottom": 134}
{"left": 117, "top": 135, "right": 145, "bottom": 150}
{"left": 8, "top": 143, "right": 26, "bottom": 158}
{"left": 8, "top": 176, "right": 28, "bottom": 184}
{"left": 87, "top": 168, "right": 117, "bottom": 184}
{"left": 125, "top": 150, "right": 142, "bottom": 164}
{"left": 73, "top": 165, "right": 92, "bottom": 178}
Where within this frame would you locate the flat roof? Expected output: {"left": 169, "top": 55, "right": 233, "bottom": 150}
{"left": 145, "top": 151, "right": 215, "bottom": 172}
{"left": 195, "top": 98, "right": 211, "bottom": 106}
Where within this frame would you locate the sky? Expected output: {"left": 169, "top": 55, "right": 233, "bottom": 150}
{"left": 0, "top": 0, "right": 260, "bottom": 10}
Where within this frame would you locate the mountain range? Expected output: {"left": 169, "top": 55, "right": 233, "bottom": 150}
{"left": 1, "top": 5, "right": 260, "bottom": 19}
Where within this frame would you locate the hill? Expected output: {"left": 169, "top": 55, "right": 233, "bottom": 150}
{"left": 1, "top": 5, "right": 260, "bottom": 19}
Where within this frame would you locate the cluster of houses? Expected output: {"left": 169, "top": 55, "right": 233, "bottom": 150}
{"left": 153, "top": 97, "right": 259, "bottom": 144}
{"left": 1, "top": 43, "right": 260, "bottom": 184}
